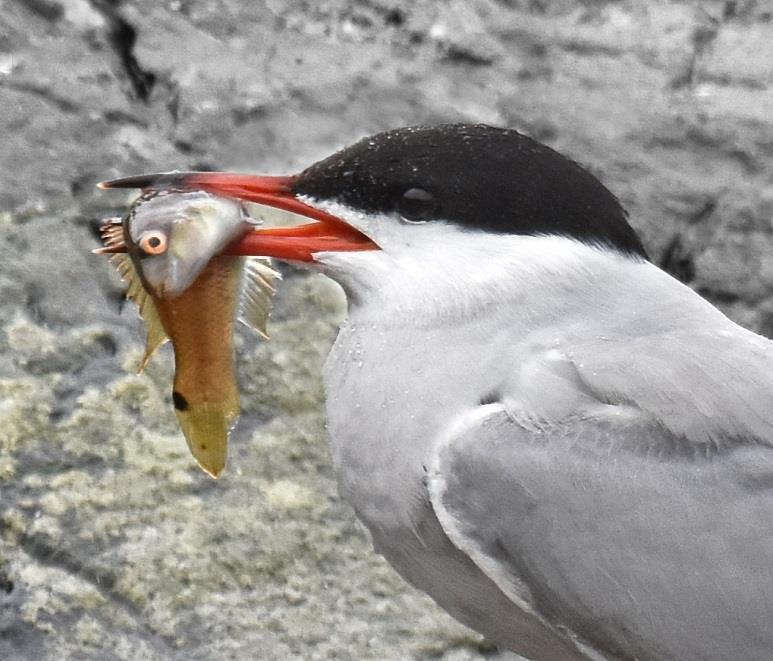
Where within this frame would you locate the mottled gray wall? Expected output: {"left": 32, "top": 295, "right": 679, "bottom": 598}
{"left": 1, "top": 1, "right": 771, "bottom": 659}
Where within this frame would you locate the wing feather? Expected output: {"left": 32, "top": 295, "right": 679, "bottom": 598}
{"left": 429, "top": 404, "right": 773, "bottom": 661}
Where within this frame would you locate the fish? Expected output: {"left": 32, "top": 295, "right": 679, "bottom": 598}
{"left": 97, "top": 189, "right": 279, "bottom": 477}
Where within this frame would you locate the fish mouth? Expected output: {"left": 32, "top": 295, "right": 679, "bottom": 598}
{"left": 98, "top": 172, "right": 378, "bottom": 262}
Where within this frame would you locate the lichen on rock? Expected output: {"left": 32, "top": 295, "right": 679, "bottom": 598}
{"left": 1, "top": 1, "right": 772, "bottom": 659}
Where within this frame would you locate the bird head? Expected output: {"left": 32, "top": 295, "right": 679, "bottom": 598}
{"left": 100, "top": 124, "right": 647, "bottom": 306}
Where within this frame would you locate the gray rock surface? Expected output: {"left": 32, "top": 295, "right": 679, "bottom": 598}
{"left": 1, "top": 0, "right": 771, "bottom": 659}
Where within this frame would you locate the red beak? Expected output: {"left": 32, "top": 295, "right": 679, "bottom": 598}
{"left": 98, "top": 172, "right": 378, "bottom": 262}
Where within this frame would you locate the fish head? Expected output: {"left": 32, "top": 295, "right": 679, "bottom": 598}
{"left": 124, "top": 190, "right": 251, "bottom": 299}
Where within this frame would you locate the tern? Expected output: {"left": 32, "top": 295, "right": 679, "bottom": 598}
{"left": 101, "top": 124, "right": 773, "bottom": 661}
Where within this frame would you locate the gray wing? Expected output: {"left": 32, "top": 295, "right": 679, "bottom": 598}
{"left": 428, "top": 404, "right": 773, "bottom": 661}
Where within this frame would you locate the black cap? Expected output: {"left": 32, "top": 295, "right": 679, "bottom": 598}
{"left": 294, "top": 124, "right": 647, "bottom": 259}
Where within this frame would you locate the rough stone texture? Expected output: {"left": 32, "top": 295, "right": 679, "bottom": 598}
{"left": 1, "top": 1, "right": 772, "bottom": 659}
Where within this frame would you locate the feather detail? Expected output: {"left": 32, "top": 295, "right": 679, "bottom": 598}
{"left": 238, "top": 257, "right": 280, "bottom": 338}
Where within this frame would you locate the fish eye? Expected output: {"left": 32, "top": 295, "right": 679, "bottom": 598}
{"left": 138, "top": 230, "right": 168, "bottom": 255}
{"left": 398, "top": 188, "right": 436, "bottom": 223}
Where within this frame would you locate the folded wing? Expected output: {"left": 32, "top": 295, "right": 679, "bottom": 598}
{"left": 429, "top": 403, "right": 773, "bottom": 661}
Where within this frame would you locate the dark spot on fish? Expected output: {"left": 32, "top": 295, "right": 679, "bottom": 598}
{"left": 200, "top": 444, "right": 207, "bottom": 450}
{"left": 172, "top": 391, "right": 189, "bottom": 411}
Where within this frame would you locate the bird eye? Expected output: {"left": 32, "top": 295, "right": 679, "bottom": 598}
{"left": 138, "top": 230, "right": 168, "bottom": 255}
{"left": 398, "top": 188, "right": 436, "bottom": 223}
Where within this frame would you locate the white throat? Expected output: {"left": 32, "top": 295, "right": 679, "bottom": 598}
{"left": 314, "top": 223, "right": 649, "bottom": 332}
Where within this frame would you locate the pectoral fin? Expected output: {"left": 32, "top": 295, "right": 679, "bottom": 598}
{"left": 111, "top": 254, "right": 169, "bottom": 372}
{"left": 100, "top": 220, "right": 168, "bottom": 371}
{"left": 238, "top": 257, "right": 280, "bottom": 338}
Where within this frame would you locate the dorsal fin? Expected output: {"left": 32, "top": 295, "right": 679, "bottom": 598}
{"left": 98, "top": 218, "right": 125, "bottom": 250}
{"left": 238, "top": 258, "right": 280, "bottom": 338}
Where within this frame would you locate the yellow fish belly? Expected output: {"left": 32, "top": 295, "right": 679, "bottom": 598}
{"left": 154, "top": 255, "right": 241, "bottom": 478}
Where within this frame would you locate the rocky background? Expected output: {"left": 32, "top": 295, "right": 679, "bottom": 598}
{"left": 1, "top": 1, "right": 771, "bottom": 659}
